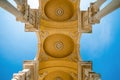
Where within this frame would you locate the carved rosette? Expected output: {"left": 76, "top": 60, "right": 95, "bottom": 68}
{"left": 43, "top": 34, "right": 74, "bottom": 58}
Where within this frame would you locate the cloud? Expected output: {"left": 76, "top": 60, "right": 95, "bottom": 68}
{"left": 80, "top": 0, "right": 112, "bottom": 10}
{"left": 81, "top": 19, "right": 112, "bottom": 58}
{"left": 80, "top": 0, "right": 96, "bottom": 10}
{"left": 80, "top": 0, "right": 114, "bottom": 58}
{"left": 8, "top": 0, "right": 39, "bottom": 9}
{"left": 28, "top": 0, "right": 39, "bottom": 9}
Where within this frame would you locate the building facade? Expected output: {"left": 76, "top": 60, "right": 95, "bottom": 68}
{"left": 0, "top": 0, "right": 120, "bottom": 80}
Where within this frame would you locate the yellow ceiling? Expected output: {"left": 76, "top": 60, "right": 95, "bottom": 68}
{"left": 43, "top": 34, "right": 74, "bottom": 58}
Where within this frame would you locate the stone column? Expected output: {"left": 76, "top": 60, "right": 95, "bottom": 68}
{"left": 0, "top": 0, "right": 23, "bottom": 19}
{"left": 12, "top": 69, "right": 30, "bottom": 80}
{"left": 94, "top": 0, "right": 120, "bottom": 20}
{"left": 94, "top": 0, "right": 106, "bottom": 8}
{"left": 14, "top": 0, "right": 23, "bottom": 5}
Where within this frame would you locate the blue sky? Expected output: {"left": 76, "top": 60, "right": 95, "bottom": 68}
{"left": 0, "top": 0, "right": 120, "bottom": 80}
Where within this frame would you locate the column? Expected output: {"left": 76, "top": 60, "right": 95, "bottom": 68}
{"left": 14, "top": 0, "right": 23, "bottom": 5}
{"left": 94, "top": 0, "right": 106, "bottom": 8}
{"left": 94, "top": 0, "right": 120, "bottom": 20}
{"left": 12, "top": 69, "right": 30, "bottom": 80}
{"left": 0, "top": 0, "right": 23, "bottom": 19}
